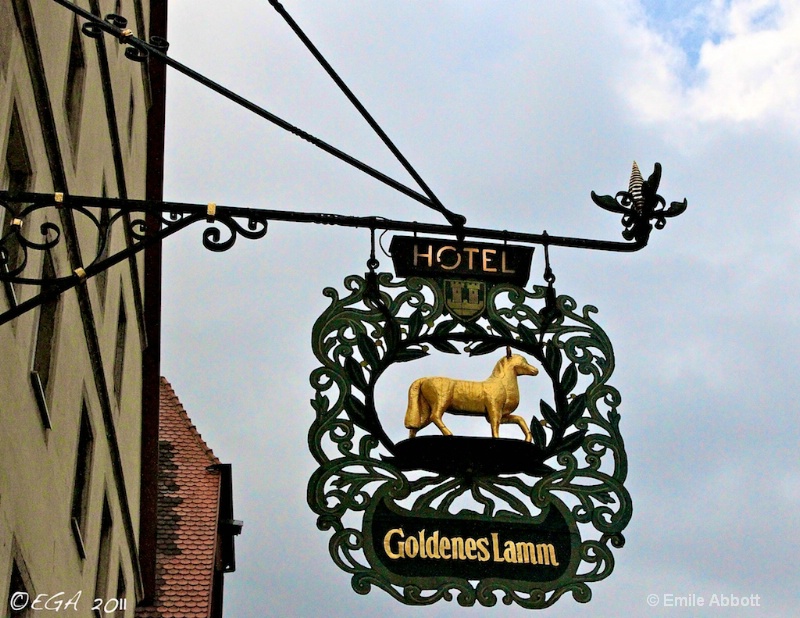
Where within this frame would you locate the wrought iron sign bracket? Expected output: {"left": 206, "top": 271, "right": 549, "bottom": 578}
{"left": 1, "top": 161, "right": 685, "bottom": 326}
{"left": 1, "top": 4, "right": 689, "bottom": 329}
{"left": 51, "top": 0, "right": 465, "bottom": 228}
{"left": 2, "top": 4, "right": 689, "bottom": 607}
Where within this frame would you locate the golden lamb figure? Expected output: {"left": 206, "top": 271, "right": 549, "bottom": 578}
{"left": 404, "top": 347, "right": 538, "bottom": 441}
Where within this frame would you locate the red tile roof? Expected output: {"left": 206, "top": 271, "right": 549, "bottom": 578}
{"left": 136, "top": 378, "right": 223, "bottom": 618}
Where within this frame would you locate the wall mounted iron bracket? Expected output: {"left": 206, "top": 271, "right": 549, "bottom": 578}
{"left": 52, "top": 0, "right": 465, "bottom": 228}
{"left": 0, "top": 162, "right": 685, "bottom": 326}
{"left": 3, "top": 3, "right": 686, "bottom": 328}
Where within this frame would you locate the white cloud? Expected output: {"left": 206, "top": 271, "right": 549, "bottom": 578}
{"left": 160, "top": 3, "right": 800, "bottom": 614}
{"left": 622, "top": 0, "right": 800, "bottom": 129}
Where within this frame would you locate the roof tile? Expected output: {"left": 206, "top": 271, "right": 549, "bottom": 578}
{"left": 136, "top": 378, "right": 225, "bottom": 618}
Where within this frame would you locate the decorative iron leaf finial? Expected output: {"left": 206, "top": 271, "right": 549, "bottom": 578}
{"left": 591, "top": 162, "right": 687, "bottom": 245}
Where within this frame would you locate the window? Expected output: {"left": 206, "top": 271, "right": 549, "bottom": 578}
{"left": 71, "top": 405, "right": 94, "bottom": 558}
{"left": 2, "top": 104, "right": 32, "bottom": 308}
{"left": 113, "top": 294, "right": 127, "bottom": 405}
{"left": 114, "top": 566, "right": 127, "bottom": 618}
{"left": 93, "top": 499, "right": 113, "bottom": 617}
{"left": 64, "top": 17, "right": 86, "bottom": 149}
{"left": 4, "top": 106, "right": 32, "bottom": 195}
{"left": 95, "top": 182, "right": 110, "bottom": 304}
{"left": 127, "top": 87, "right": 135, "bottom": 150}
{"left": 30, "top": 251, "right": 59, "bottom": 429}
{"left": 6, "top": 557, "right": 33, "bottom": 618}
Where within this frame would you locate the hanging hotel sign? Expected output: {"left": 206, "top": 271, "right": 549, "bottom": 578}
{"left": 308, "top": 236, "right": 631, "bottom": 609}
{"left": 389, "top": 236, "right": 534, "bottom": 285}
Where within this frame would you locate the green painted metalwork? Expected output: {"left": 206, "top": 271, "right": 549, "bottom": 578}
{"left": 308, "top": 273, "right": 631, "bottom": 608}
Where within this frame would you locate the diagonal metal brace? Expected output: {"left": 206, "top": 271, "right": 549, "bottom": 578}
{"left": 51, "top": 0, "right": 466, "bottom": 229}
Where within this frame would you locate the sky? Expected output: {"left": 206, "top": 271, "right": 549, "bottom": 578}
{"left": 159, "top": 1, "right": 800, "bottom": 616}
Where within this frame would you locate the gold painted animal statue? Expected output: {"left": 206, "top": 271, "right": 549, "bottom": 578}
{"left": 404, "top": 347, "right": 539, "bottom": 441}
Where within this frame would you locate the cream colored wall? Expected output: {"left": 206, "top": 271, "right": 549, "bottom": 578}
{"left": 1, "top": 0, "right": 151, "bottom": 614}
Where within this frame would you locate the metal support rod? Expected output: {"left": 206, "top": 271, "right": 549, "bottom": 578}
{"left": 266, "top": 0, "right": 465, "bottom": 228}
{"left": 0, "top": 207, "right": 201, "bottom": 326}
{"left": 2, "top": 189, "right": 647, "bottom": 250}
{"left": 50, "top": 0, "right": 462, "bottom": 225}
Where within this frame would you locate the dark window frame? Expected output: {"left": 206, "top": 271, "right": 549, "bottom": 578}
{"left": 2, "top": 103, "right": 33, "bottom": 309}
{"left": 95, "top": 180, "right": 110, "bottom": 305}
{"left": 127, "top": 86, "right": 135, "bottom": 151}
{"left": 113, "top": 292, "right": 127, "bottom": 406}
{"left": 93, "top": 498, "right": 114, "bottom": 617}
{"left": 64, "top": 16, "right": 86, "bottom": 152}
{"left": 114, "top": 561, "right": 127, "bottom": 618}
{"left": 30, "top": 250, "right": 60, "bottom": 430}
{"left": 6, "top": 544, "right": 35, "bottom": 618}
{"left": 71, "top": 404, "right": 95, "bottom": 559}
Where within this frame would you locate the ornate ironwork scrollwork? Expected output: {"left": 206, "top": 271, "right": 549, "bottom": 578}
{"left": 77, "top": 9, "right": 170, "bottom": 63}
{"left": 149, "top": 36, "right": 170, "bottom": 53}
{"left": 592, "top": 161, "right": 688, "bottom": 243}
{"left": 308, "top": 273, "right": 631, "bottom": 608}
{"left": 2, "top": 169, "right": 685, "bottom": 328}
{"left": 80, "top": 21, "right": 105, "bottom": 39}
{"left": 202, "top": 216, "right": 268, "bottom": 252}
{"left": 104, "top": 13, "right": 128, "bottom": 29}
{"left": 1, "top": 195, "right": 176, "bottom": 286}
{"left": 0, "top": 193, "right": 268, "bottom": 290}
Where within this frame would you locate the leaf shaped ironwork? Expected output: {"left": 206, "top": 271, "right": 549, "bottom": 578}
{"left": 308, "top": 273, "right": 632, "bottom": 608}
{"left": 591, "top": 162, "right": 687, "bottom": 243}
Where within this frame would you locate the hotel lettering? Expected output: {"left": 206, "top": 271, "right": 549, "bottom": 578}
{"left": 390, "top": 236, "right": 534, "bottom": 286}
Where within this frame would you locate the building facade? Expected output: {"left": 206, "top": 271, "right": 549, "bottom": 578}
{"left": 0, "top": 1, "right": 235, "bottom": 616}
{"left": 136, "top": 380, "right": 240, "bottom": 618}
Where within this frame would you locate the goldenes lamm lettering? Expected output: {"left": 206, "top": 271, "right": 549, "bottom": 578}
{"left": 383, "top": 528, "right": 559, "bottom": 566}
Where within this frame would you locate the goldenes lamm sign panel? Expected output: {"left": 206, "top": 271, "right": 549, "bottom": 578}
{"left": 307, "top": 239, "right": 631, "bottom": 609}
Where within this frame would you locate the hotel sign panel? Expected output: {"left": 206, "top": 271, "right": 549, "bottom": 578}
{"left": 390, "top": 236, "right": 534, "bottom": 286}
{"left": 308, "top": 238, "right": 631, "bottom": 608}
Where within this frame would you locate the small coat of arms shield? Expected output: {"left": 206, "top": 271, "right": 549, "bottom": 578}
{"left": 443, "top": 279, "right": 486, "bottom": 320}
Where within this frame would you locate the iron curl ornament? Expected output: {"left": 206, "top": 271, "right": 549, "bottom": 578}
{"left": 0, "top": 192, "right": 269, "bottom": 285}
{"left": 308, "top": 272, "right": 632, "bottom": 609}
